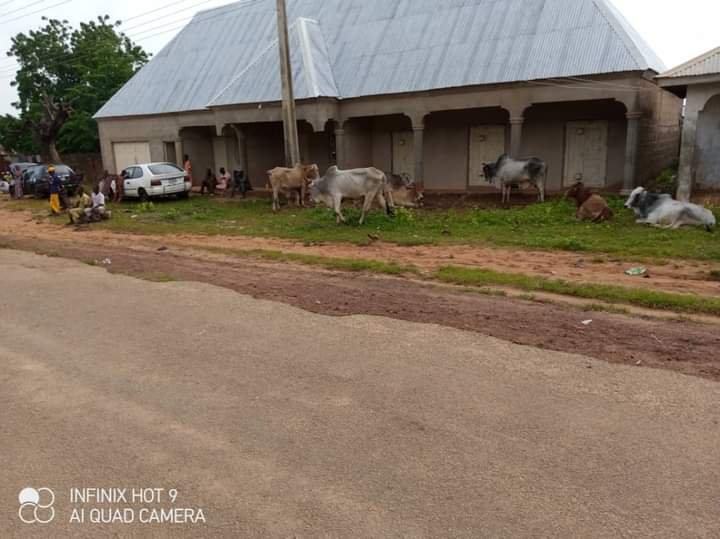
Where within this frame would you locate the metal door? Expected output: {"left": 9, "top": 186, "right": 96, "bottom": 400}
{"left": 468, "top": 125, "right": 506, "bottom": 187}
{"left": 564, "top": 121, "right": 608, "bottom": 187}
{"left": 392, "top": 131, "right": 415, "bottom": 179}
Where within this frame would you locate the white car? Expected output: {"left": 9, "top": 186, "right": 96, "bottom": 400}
{"left": 122, "top": 162, "right": 191, "bottom": 201}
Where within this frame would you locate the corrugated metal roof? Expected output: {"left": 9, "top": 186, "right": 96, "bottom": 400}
{"left": 96, "top": 0, "right": 665, "bottom": 118}
{"left": 658, "top": 46, "right": 720, "bottom": 80}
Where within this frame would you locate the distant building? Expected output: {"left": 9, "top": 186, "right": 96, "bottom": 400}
{"left": 96, "top": 0, "right": 681, "bottom": 193}
{"left": 657, "top": 46, "right": 720, "bottom": 199}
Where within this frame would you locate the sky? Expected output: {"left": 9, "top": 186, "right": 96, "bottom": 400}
{"left": 0, "top": 0, "right": 718, "bottom": 115}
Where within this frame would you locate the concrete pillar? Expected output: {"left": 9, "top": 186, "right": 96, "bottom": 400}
{"left": 509, "top": 117, "right": 524, "bottom": 158}
{"left": 413, "top": 125, "right": 425, "bottom": 191}
{"left": 677, "top": 110, "right": 698, "bottom": 202}
{"left": 231, "top": 125, "right": 248, "bottom": 174}
{"left": 174, "top": 140, "right": 184, "bottom": 168}
{"left": 334, "top": 128, "right": 346, "bottom": 168}
{"left": 622, "top": 112, "right": 642, "bottom": 193}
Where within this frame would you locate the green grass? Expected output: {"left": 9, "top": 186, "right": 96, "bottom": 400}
{"left": 205, "top": 247, "right": 419, "bottom": 275}
{"left": 6, "top": 194, "right": 720, "bottom": 262}
{"left": 435, "top": 265, "right": 720, "bottom": 316}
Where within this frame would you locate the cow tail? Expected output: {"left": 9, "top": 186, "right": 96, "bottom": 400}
{"left": 383, "top": 174, "right": 396, "bottom": 216}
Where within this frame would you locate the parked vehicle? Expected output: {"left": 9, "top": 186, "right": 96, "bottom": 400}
{"left": 121, "top": 163, "right": 191, "bottom": 201}
{"left": 20, "top": 164, "right": 83, "bottom": 198}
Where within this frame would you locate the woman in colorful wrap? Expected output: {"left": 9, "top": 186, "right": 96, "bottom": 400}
{"left": 48, "top": 165, "right": 62, "bottom": 215}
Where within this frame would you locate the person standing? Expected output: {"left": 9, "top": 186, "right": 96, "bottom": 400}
{"left": 183, "top": 154, "right": 193, "bottom": 188}
{"left": 113, "top": 171, "right": 125, "bottom": 203}
{"left": 48, "top": 165, "right": 62, "bottom": 215}
{"left": 13, "top": 166, "right": 23, "bottom": 199}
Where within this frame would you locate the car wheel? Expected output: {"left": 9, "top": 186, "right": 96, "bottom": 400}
{"left": 138, "top": 188, "right": 150, "bottom": 202}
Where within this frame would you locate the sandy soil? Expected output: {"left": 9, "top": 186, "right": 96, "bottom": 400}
{"left": 1, "top": 205, "right": 719, "bottom": 298}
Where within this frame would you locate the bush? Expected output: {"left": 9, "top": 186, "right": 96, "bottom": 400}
{"left": 649, "top": 165, "right": 678, "bottom": 194}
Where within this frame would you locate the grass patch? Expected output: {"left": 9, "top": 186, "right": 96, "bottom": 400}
{"left": 436, "top": 265, "right": 720, "bottom": 316}
{"left": 205, "top": 246, "right": 420, "bottom": 276}
{"left": 6, "top": 195, "right": 720, "bottom": 262}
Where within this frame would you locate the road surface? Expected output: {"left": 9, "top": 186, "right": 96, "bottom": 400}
{"left": 1, "top": 249, "right": 718, "bottom": 538}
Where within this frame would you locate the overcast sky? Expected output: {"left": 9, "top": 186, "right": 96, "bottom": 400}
{"left": 0, "top": 0, "right": 717, "bottom": 115}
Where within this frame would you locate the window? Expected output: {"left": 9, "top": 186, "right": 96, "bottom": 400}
{"left": 124, "top": 167, "right": 142, "bottom": 179}
{"left": 149, "top": 163, "right": 184, "bottom": 175}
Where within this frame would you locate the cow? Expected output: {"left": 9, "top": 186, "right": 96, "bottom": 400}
{"left": 387, "top": 173, "right": 424, "bottom": 208}
{"left": 565, "top": 182, "right": 613, "bottom": 222}
{"left": 266, "top": 164, "right": 320, "bottom": 212}
{"left": 309, "top": 166, "right": 394, "bottom": 225}
{"left": 483, "top": 154, "right": 547, "bottom": 204}
{"left": 624, "top": 187, "right": 716, "bottom": 231}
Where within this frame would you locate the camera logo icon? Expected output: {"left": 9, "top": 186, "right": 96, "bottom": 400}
{"left": 18, "top": 487, "right": 55, "bottom": 524}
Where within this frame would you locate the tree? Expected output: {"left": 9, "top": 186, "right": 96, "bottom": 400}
{"left": 5, "top": 16, "right": 147, "bottom": 161}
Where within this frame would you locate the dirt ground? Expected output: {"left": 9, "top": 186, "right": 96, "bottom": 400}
{"left": 2, "top": 232, "right": 719, "bottom": 382}
{"left": 1, "top": 206, "right": 719, "bottom": 298}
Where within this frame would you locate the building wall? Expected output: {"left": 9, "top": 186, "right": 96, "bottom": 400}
{"left": 636, "top": 84, "right": 683, "bottom": 184}
{"left": 96, "top": 74, "right": 682, "bottom": 193}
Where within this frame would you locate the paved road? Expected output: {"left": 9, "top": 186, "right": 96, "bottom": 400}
{"left": 1, "top": 249, "right": 719, "bottom": 538}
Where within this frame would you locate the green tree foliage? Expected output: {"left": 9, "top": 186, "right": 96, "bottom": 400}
{"left": 3, "top": 16, "right": 147, "bottom": 160}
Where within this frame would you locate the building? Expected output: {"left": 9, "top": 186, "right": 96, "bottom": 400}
{"left": 657, "top": 46, "right": 720, "bottom": 199}
{"left": 96, "top": 0, "right": 681, "bottom": 194}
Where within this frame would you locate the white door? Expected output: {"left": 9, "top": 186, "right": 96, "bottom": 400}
{"left": 113, "top": 142, "right": 151, "bottom": 174}
{"left": 468, "top": 125, "right": 506, "bottom": 187}
{"left": 392, "top": 131, "right": 415, "bottom": 179}
{"left": 564, "top": 121, "right": 608, "bottom": 187}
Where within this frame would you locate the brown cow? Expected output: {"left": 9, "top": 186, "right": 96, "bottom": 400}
{"left": 566, "top": 182, "right": 613, "bottom": 222}
{"left": 387, "top": 173, "right": 424, "bottom": 208}
{"left": 266, "top": 164, "right": 320, "bottom": 212}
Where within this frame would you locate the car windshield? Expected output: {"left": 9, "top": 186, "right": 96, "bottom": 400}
{"left": 29, "top": 165, "right": 74, "bottom": 178}
{"left": 149, "top": 163, "right": 183, "bottom": 175}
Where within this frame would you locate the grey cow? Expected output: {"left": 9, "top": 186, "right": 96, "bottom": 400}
{"left": 483, "top": 154, "right": 547, "bottom": 204}
{"left": 309, "top": 166, "right": 395, "bottom": 224}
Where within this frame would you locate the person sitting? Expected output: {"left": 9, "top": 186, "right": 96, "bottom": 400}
{"left": 201, "top": 168, "right": 216, "bottom": 195}
{"left": 85, "top": 184, "right": 107, "bottom": 221}
{"left": 215, "top": 167, "right": 230, "bottom": 195}
{"left": 68, "top": 186, "right": 91, "bottom": 225}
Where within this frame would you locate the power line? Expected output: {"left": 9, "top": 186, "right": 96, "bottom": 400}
{"left": 0, "top": 0, "right": 267, "bottom": 79}
{"left": 0, "top": 0, "right": 45, "bottom": 21}
{"left": 0, "top": 0, "right": 72, "bottom": 26}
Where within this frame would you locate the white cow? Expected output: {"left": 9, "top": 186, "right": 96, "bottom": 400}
{"left": 309, "top": 166, "right": 394, "bottom": 225}
{"left": 624, "top": 187, "right": 716, "bottom": 231}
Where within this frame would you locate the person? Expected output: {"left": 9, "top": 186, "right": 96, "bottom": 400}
{"left": 13, "top": 165, "right": 23, "bottom": 199}
{"left": 48, "top": 165, "right": 62, "bottom": 215}
{"left": 201, "top": 168, "right": 216, "bottom": 195}
{"left": 100, "top": 170, "right": 113, "bottom": 197}
{"left": 85, "top": 184, "right": 106, "bottom": 221}
{"left": 68, "top": 186, "right": 91, "bottom": 225}
{"left": 216, "top": 167, "right": 230, "bottom": 195}
{"left": 113, "top": 171, "right": 124, "bottom": 203}
{"left": 183, "top": 154, "right": 193, "bottom": 186}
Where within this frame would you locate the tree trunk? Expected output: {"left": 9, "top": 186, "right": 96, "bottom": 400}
{"left": 47, "top": 141, "right": 62, "bottom": 164}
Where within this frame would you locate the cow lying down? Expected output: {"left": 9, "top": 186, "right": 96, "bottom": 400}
{"left": 310, "top": 166, "right": 394, "bottom": 225}
{"left": 566, "top": 182, "right": 613, "bottom": 222}
{"left": 625, "top": 187, "right": 716, "bottom": 231}
{"left": 387, "top": 173, "right": 423, "bottom": 208}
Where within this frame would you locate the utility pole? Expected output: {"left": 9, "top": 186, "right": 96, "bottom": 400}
{"left": 276, "top": 0, "right": 301, "bottom": 167}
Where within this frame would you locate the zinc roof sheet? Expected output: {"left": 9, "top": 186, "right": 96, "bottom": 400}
{"left": 96, "top": 0, "right": 665, "bottom": 118}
